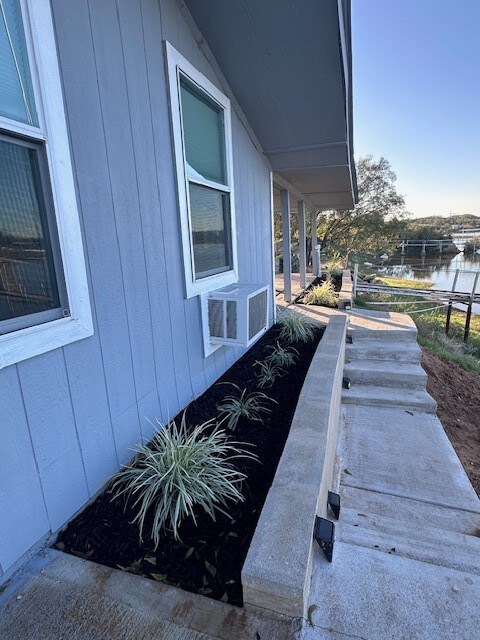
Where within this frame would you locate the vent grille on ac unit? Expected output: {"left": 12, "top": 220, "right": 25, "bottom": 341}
{"left": 208, "top": 299, "right": 224, "bottom": 338}
{"left": 226, "top": 300, "right": 237, "bottom": 339}
{"left": 248, "top": 289, "right": 268, "bottom": 340}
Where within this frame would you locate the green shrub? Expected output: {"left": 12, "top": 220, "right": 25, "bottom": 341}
{"left": 302, "top": 279, "right": 338, "bottom": 307}
{"left": 277, "top": 308, "right": 316, "bottom": 343}
{"left": 323, "top": 251, "right": 344, "bottom": 276}
{"left": 265, "top": 341, "right": 299, "bottom": 368}
{"left": 110, "top": 415, "right": 256, "bottom": 545}
{"left": 216, "top": 383, "right": 276, "bottom": 430}
{"left": 255, "top": 359, "right": 284, "bottom": 388}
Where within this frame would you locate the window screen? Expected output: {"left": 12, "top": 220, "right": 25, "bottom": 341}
{"left": 0, "top": 138, "right": 64, "bottom": 331}
{"left": 0, "top": 0, "right": 38, "bottom": 125}
{"left": 189, "top": 183, "right": 232, "bottom": 277}
{"left": 179, "top": 72, "right": 232, "bottom": 282}
{"left": 0, "top": 0, "right": 67, "bottom": 335}
{"left": 180, "top": 75, "right": 227, "bottom": 185}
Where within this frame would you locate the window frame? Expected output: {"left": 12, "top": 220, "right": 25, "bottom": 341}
{"left": 165, "top": 41, "right": 238, "bottom": 299}
{"left": 0, "top": 0, "right": 93, "bottom": 369}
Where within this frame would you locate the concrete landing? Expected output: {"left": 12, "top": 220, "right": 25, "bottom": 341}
{"left": 0, "top": 551, "right": 294, "bottom": 640}
{"left": 339, "top": 405, "right": 479, "bottom": 510}
{"left": 347, "top": 309, "right": 419, "bottom": 341}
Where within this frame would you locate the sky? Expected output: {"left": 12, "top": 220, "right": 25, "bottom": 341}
{"left": 352, "top": 0, "right": 480, "bottom": 218}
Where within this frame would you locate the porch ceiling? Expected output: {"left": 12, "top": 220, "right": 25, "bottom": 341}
{"left": 183, "top": 0, "right": 357, "bottom": 211}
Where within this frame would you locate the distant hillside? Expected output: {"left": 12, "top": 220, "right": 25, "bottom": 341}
{"left": 409, "top": 214, "right": 480, "bottom": 233}
{"left": 398, "top": 215, "right": 480, "bottom": 255}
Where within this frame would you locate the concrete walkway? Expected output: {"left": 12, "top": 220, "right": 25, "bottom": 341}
{"left": 302, "top": 309, "right": 480, "bottom": 640}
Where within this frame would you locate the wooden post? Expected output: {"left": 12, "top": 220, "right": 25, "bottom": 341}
{"left": 401, "top": 240, "right": 405, "bottom": 255}
{"left": 352, "top": 263, "right": 359, "bottom": 300}
{"left": 297, "top": 200, "right": 306, "bottom": 289}
{"left": 464, "top": 271, "right": 479, "bottom": 342}
{"left": 446, "top": 269, "right": 459, "bottom": 335}
{"left": 281, "top": 189, "right": 292, "bottom": 303}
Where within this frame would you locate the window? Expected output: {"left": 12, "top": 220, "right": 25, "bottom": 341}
{"left": 166, "top": 42, "right": 238, "bottom": 298}
{"left": 0, "top": 0, "right": 92, "bottom": 368}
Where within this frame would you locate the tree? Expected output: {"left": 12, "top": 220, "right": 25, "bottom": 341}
{"left": 317, "top": 156, "right": 408, "bottom": 260}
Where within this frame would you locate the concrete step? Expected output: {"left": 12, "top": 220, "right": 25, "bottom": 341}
{"left": 344, "top": 360, "right": 427, "bottom": 389}
{"left": 341, "top": 486, "right": 480, "bottom": 536}
{"left": 345, "top": 340, "right": 422, "bottom": 364}
{"left": 341, "top": 384, "right": 437, "bottom": 413}
{"left": 348, "top": 327, "right": 418, "bottom": 343}
{"left": 339, "top": 514, "right": 480, "bottom": 576}
{"left": 305, "top": 541, "right": 480, "bottom": 640}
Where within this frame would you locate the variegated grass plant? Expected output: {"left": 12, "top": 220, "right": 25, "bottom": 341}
{"left": 277, "top": 308, "right": 316, "bottom": 343}
{"left": 323, "top": 251, "right": 345, "bottom": 276}
{"left": 216, "top": 383, "right": 276, "bottom": 431}
{"left": 110, "top": 414, "right": 256, "bottom": 546}
{"left": 255, "top": 359, "right": 284, "bottom": 389}
{"left": 264, "top": 341, "right": 299, "bottom": 368}
{"left": 301, "top": 278, "right": 338, "bottom": 307}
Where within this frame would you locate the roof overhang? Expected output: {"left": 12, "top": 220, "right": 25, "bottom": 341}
{"left": 183, "top": 0, "right": 357, "bottom": 211}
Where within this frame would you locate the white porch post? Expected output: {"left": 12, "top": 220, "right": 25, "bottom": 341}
{"left": 311, "top": 210, "right": 319, "bottom": 276}
{"left": 298, "top": 200, "right": 306, "bottom": 289}
{"left": 281, "top": 189, "right": 292, "bottom": 303}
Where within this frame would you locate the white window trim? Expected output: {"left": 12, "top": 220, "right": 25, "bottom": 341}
{"left": 0, "top": 0, "right": 93, "bottom": 369}
{"left": 165, "top": 41, "right": 238, "bottom": 299}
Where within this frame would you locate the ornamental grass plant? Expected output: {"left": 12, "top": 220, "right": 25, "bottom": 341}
{"left": 323, "top": 251, "right": 345, "bottom": 277}
{"left": 255, "top": 359, "right": 284, "bottom": 388}
{"left": 264, "top": 341, "right": 299, "bottom": 368}
{"left": 216, "top": 383, "right": 276, "bottom": 431}
{"left": 277, "top": 307, "right": 316, "bottom": 343}
{"left": 110, "top": 414, "right": 256, "bottom": 546}
{"left": 302, "top": 278, "right": 338, "bottom": 307}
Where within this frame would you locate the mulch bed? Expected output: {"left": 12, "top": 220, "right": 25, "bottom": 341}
{"left": 56, "top": 323, "right": 324, "bottom": 606}
{"left": 294, "top": 273, "right": 342, "bottom": 306}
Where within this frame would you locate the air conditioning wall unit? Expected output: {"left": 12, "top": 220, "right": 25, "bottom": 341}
{"left": 206, "top": 284, "right": 269, "bottom": 348}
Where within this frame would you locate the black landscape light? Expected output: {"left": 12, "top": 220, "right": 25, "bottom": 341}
{"left": 314, "top": 517, "right": 335, "bottom": 562}
{"left": 342, "top": 377, "right": 351, "bottom": 389}
{"left": 346, "top": 335, "right": 353, "bottom": 343}
{"left": 327, "top": 491, "right": 341, "bottom": 520}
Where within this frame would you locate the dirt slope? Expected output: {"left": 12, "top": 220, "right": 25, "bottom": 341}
{"left": 422, "top": 349, "right": 480, "bottom": 496}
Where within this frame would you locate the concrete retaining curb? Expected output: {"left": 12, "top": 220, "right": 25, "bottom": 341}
{"left": 338, "top": 269, "right": 353, "bottom": 309}
{"left": 242, "top": 315, "right": 347, "bottom": 618}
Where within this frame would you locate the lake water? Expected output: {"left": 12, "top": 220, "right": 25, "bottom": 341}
{"left": 370, "top": 252, "right": 480, "bottom": 314}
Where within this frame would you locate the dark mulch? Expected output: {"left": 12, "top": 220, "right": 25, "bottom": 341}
{"left": 56, "top": 323, "right": 324, "bottom": 606}
{"left": 295, "top": 272, "right": 342, "bottom": 306}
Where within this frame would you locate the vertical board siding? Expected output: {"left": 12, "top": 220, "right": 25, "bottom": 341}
{"left": 16, "top": 350, "right": 90, "bottom": 532}
{"left": 53, "top": 0, "right": 138, "bottom": 432}
{"left": 142, "top": 0, "right": 195, "bottom": 414}
{"left": 0, "top": 0, "right": 273, "bottom": 576}
{"left": 88, "top": 0, "right": 156, "bottom": 424}
{"left": 0, "top": 368, "right": 50, "bottom": 571}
